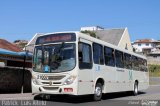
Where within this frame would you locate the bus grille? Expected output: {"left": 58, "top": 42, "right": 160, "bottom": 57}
{"left": 42, "top": 82, "right": 61, "bottom": 85}
{"left": 47, "top": 75, "right": 65, "bottom": 80}
{"left": 41, "top": 82, "right": 50, "bottom": 84}
{"left": 40, "top": 75, "right": 65, "bottom": 80}
{"left": 43, "top": 87, "right": 59, "bottom": 91}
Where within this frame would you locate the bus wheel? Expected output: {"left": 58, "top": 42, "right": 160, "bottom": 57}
{"left": 93, "top": 83, "right": 102, "bottom": 101}
{"left": 133, "top": 82, "right": 138, "bottom": 96}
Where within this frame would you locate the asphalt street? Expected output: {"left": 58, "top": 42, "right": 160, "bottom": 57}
{"left": 0, "top": 85, "right": 160, "bottom": 106}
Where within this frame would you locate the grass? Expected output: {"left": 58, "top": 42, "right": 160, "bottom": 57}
{"left": 149, "top": 81, "right": 160, "bottom": 85}
{"left": 148, "top": 64, "right": 160, "bottom": 77}
{"left": 149, "top": 71, "right": 160, "bottom": 77}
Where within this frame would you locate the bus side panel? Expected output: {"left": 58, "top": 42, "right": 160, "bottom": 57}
{"left": 95, "top": 65, "right": 118, "bottom": 93}
{"left": 132, "top": 71, "right": 149, "bottom": 91}
{"left": 77, "top": 38, "right": 94, "bottom": 95}
{"left": 77, "top": 69, "right": 94, "bottom": 95}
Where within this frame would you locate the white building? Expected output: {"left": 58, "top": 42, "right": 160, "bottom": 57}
{"left": 80, "top": 26, "right": 104, "bottom": 31}
{"left": 132, "top": 39, "right": 160, "bottom": 54}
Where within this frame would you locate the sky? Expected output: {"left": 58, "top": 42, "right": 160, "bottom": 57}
{"left": 0, "top": 0, "right": 160, "bottom": 42}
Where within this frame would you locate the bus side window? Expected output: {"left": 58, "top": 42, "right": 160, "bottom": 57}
{"left": 115, "top": 50, "right": 124, "bottom": 68}
{"left": 93, "top": 43, "right": 104, "bottom": 65}
{"left": 132, "top": 56, "right": 139, "bottom": 71}
{"left": 78, "top": 42, "right": 92, "bottom": 69}
{"left": 124, "top": 53, "right": 132, "bottom": 69}
{"left": 104, "top": 46, "right": 115, "bottom": 67}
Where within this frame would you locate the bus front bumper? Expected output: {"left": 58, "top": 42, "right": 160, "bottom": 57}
{"left": 32, "top": 82, "right": 77, "bottom": 95}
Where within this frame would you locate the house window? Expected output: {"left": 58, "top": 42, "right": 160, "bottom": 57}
{"left": 152, "top": 43, "right": 156, "bottom": 47}
{"left": 153, "top": 56, "right": 157, "bottom": 58}
{"left": 125, "top": 43, "right": 128, "bottom": 50}
{"left": 146, "top": 43, "right": 149, "bottom": 46}
{"left": 138, "top": 44, "right": 141, "bottom": 46}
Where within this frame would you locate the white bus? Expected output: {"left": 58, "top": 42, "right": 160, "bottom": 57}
{"left": 32, "top": 32, "right": 149, "bottom": 101}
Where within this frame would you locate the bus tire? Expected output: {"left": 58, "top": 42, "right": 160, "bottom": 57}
{"left": 93, "top": 83, "right": 102, "bottom": 101}
{"left": 133, "top": 81, "right": 138, "bottom": 96}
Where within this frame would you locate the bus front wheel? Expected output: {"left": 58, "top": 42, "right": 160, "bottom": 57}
{"left": 93, "top": 83, "right": 102, "bottom": 101}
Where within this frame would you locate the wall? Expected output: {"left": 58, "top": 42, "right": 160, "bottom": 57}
{"left": 147, "top": 56, "right": 160, "bottom": 65}
{"left": 0, "top": 67, "right": 31, "bottom": 93}
{"left": 118, "top": 28, "right": 133, "bottom": 52}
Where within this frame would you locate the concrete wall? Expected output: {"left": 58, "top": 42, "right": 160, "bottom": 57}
{"left": 147, "top": 56, "right": 160, "bottom": 65}
{"left": 118, "top": 28, "right": 133, "bottom": 52}
{"left": 0, "top": 67, "right": 31, "bottom": 93}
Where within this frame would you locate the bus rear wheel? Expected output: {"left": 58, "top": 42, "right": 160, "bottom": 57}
{"left": 93, "top": 83, "right": 102, "bottom": 101}
{"left": 133, "top": 82, "right": 138, "bottom": 96}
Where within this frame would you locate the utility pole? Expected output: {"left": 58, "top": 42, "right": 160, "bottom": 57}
{"left": 21, "top": 46, "right": 28, "bottom": 93}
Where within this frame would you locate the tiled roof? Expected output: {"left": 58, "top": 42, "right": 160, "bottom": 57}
{"left": 134, "top": 39, "right": 156, "bottom": 43}
{"left": 0, "top": 39, "right": 22, "bottom": 52}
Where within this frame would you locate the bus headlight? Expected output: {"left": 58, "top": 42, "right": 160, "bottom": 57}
{"left": 63, "top": 76, "right": 76, "bottom": 85}
{"left": 32, "top": 79, "right": 41, "bottom": 85}
{"left": 32, "top": 76, "right": 41, "bottom": 85}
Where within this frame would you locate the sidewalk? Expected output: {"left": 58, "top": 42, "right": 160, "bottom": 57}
{"left": 0, "top": 93, "right": 33, "bottom": 100}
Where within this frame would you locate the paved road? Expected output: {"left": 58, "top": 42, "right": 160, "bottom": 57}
{"left": 150, "top": 77, "right": 160, "bottom": 85}
{"left": 0, "top": 85, "right": 160, "bottom": 106}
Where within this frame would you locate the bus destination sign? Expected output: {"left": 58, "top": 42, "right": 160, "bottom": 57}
{"left": 36, "top": 33, "right": 76, "bottom": 44}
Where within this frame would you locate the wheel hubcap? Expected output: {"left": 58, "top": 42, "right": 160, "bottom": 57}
{"left": 135, "top": 85, "right": 138, "bottom": 94}
{"left": 95, "top": 87, "right": 101, "bottom": 97}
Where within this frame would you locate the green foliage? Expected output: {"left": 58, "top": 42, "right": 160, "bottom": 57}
{"left": 149, "top": 64, "right": 160, "bottom": 72}
{"left": 148, "top": 64, "right": 160, "bottom": 77}
{"left": 19, "top": 43, "right": 27, "bottom": 48}
{"left": 81, "top": 30, "right": 98, "bottom": 38}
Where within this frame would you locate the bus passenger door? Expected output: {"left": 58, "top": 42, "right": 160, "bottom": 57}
{"left": 77, "top": 40, "right": 94, "bottom": 95}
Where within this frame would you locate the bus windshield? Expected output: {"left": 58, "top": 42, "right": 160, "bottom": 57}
{"left": 33, "top": 43, "right": 76, "bottom": 73}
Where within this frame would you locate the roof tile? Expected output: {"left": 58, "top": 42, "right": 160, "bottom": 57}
{"left": 0, "top": 39, "right": 22, "bottom": 52}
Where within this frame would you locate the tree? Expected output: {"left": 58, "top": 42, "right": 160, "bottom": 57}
{"left": 81, "top": 30, "right": 99, "bottom": 38}
{"left": 13, "top": 40, "right": 28, "bottom": 49}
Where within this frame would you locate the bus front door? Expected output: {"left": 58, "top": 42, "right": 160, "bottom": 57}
{"left": 77, "top": 39, "right": 94, "bottom": 95}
